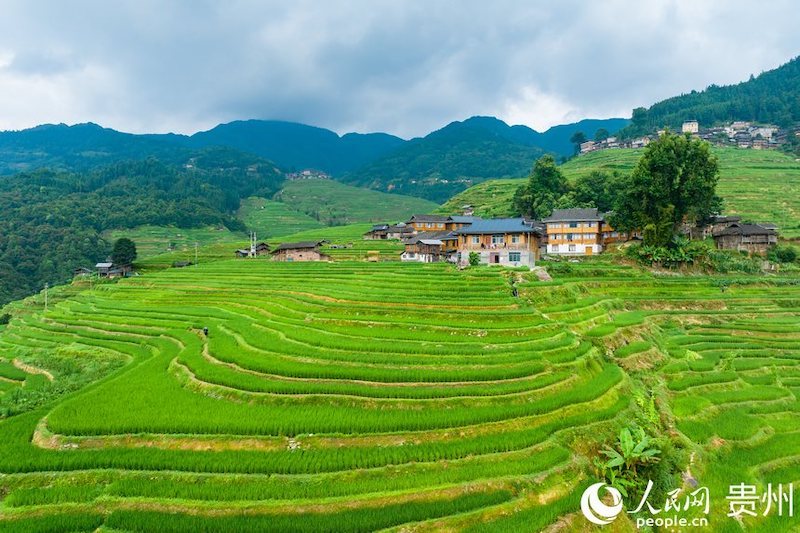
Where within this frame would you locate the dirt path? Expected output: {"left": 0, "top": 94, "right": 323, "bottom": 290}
{"left": 12, "top": 358, "right": 54, "bottom": 382}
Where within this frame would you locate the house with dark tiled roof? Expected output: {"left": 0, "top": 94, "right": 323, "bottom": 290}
{"left": 455, "top": 218, "right": 542, "bottom": 267}
{"left": 713, "top": 223, "right": 777, "bottom": 255}
{"left": 363, "top": 224, "right": 390, "bottom": 240}
{"left": 401, "top": 231, "right": 459, "bottom": 263}
{"left": 271, "top": 241, "right": 330, "bottom": 262}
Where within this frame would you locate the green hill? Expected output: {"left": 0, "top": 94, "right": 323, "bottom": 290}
{"left": 275, "top": 178, "right": 439, "bottom": 225}
{"left": 621, "top": 55, "right": 800, "bottom": 136}
{"left": 441, "top": 147, "right": 800, "bottom": 238}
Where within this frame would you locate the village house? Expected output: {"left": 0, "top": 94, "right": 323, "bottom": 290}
{"left": 407, "top": 214, "right": 450, "bottom": 233}
{"left": 271, "top": 241, "right": 329, "bottom": 262}
{"left": 387, "top": 223, "right": 414, "bottom": 240}
{"left": 682, "top": 120, "right": 699, "bottom": 134}
{"left": 401, "top": 232, "right": 459, "bottom": 263}
{"left": 95, "top": 262, "right": 132, "bottom": 278}
{"left": 543, "top": 208, "right": 610, "bottom": 256}
{"left": 363, "top": 224, "right": 390, "bottom": 240}
{"left": 455, "top": 218, "right": 542, "bottom": 267}
{"left": 713, "top": 223, "right": 778, "bottom": 255}
{"left": 235, "top": 233, "right": 270, "bottom": 258}
{"left": 363, "top": 223, "right": 414, "bottom": 240}
{"left": 683, "top": 215, "right": 742, "bottom": 240}
{"left": 446, "top": 216, "right": 481, "bottom": 231}
{"left": 73, "top": 267, "right": 94, "bottom": 277}
{"left": 405, "top": 214, "right": 480, "bottom": 234}
{"left": 235, "top": 242, "right": 270, "bottom": 258}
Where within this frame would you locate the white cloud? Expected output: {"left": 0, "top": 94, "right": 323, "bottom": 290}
{"left": 500, "top": 85, "right": 583, "bottom": 132}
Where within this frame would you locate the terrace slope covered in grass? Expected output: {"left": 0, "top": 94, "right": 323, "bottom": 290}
{"left": 1, "top": 256, "right": 800, "bottom": 530}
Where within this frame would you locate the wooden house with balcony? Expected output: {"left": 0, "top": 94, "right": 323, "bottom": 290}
{"left": 543, "top": 208, "right": 607, "bottom": 256}
{"left": 406, "top": 214, "right": 480, "bottom": 234}
{"left": 406, "top": 214, "right": 451, "bottom": 233}
{"left": 455, "top": 218, "right": 542, "bottom": 267}
{"left": 401, "top": 232, "right": 458, "bottom": 263}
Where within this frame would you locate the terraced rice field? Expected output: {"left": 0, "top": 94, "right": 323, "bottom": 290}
{"left": 1, "top": 259, "right": 800, "bottom": 531}
{"left": 238, "top": 197, "right": 325, "bottom": 238}
{"left": 106, "top": 225, "right": 244, "bottom": 259}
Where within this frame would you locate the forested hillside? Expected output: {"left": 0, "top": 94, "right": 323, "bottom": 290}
{"left": 621, "top": 56, "right": 800, "bottom": 136}
{"left": 0, "top": 123, "right": 190, "bottom": 175}
{"left": 342, "top": 118, "right": 546, "bottom": 202}
{"left": 0, "top": 149, "right": 284, "bottom": 305}
{"left": 342, "top": 116, "right": 628, "bottom": 202}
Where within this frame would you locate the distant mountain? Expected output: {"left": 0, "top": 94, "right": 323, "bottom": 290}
{"left": 341, "top": 116, "right": 629, "bottom": 203}
{"left": 621, "top": 55, "right": 800, "bottom": 136}
{"left": 185, "top": 120, "right": 406, "bottom": 175}
{"left": 0, "top": 122, "right": 191, "bottom": 175}
{"left": 0, "top": 116, "right": 627, "bottom": 200}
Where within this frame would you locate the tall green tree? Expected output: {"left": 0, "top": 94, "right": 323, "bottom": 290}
{"left": 111, "top": 238, "right": 137, "bottom": 266}
{"left": 572, "top": 170, "right": 624, "bottom": 212}
{"left": 611, "top": 132, "right": 722, "bottom": 247}
{"left": 513, "top": 155, "right": 569, "bottom": 219}
{"left": 594, "top": 128, "right": 610, "bottom": 142}
{"left": 569, "top": 131, "right": 587, "bottom": 154}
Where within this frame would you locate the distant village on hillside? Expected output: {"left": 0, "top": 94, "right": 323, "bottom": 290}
{"left": 580, "top": 120, "right": 798, "bottom": 154}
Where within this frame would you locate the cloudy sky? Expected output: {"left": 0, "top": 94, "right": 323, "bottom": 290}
{"left": 1, "top": 1, "right": 799, "bottom": 138}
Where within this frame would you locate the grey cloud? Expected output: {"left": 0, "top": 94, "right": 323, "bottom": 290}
{"left": 0, "top": 0, "right": 798, "bottom": 137}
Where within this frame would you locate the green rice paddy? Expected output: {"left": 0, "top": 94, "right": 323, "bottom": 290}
{"left": 1, "top": 256, "right": 800, "bottom": 531}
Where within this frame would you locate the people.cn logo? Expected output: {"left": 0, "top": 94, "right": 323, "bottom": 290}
{"left": 580, "top": 482, "right": 624, "bottom": 526}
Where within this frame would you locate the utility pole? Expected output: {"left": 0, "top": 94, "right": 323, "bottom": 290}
{"left": 195, "top": 242, "right": 199, "bottom": 266}
{"left": 44, "top": 283, "right": 48, "bottom": 312}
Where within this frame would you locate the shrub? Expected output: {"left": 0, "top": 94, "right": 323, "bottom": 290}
{"left": 769, "top": 245, "right": 798, "bottom": 264}
{"left": 468, "top": 251, "right": 480, "bottom": 266}
{"left": 0, "top": 313, "right": 10, "bottom": 325}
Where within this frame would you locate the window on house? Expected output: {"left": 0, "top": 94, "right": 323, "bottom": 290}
{"left": 491, "top": 234, "right": 504, "bottom": 244}
{"left": 471, "top": 236, "right": 480, "bottom": 244}
{"left": 509, "top": 252, "right": 521, "bottom": 262}
{"left": 569, "top": 222, "right": 578, "bottom": 228}
{"left": 511, "top": 234, "right": 520, "bottom": 244}
{"left": 568, "top": 244, "right": 576, "bottom": 252}
{"left": 552, "top": 244, "right": 559, "bottom": 252}
{"left": 585, "top": 222, "right": 594, "bottom": 228}
{"left": 567, "top": 233, "right": 574, "bottom": 241}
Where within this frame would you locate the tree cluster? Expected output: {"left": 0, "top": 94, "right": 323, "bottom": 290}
{"left": 512, "top": 155, "right": 625, "bottom": 220}
{"left": 514, "top": 132, "right": 722, "bottom": 252}
{"left": 610, "top": 132, "right": 722, "bottom": 247}
{"left": 0, "top": 150, "right": 285, "bottom": 306}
